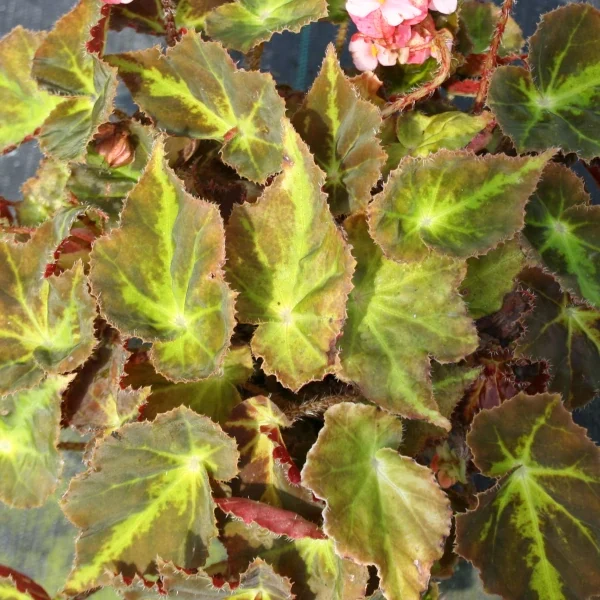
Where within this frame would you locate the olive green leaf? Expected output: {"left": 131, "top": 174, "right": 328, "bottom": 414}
{"left": 368, "top": 150, "right": 552, "bottom": 262}
{"left": 0, "top": 576, "right": 41, "bottom": 600}
{"left": 460, "top": 238, "right": 527, "bottom": 319}
{"left": 339, "top": 214, "right": 478, "bottom": 428}
{"left": 459, "top": 1, "right": 524, "bottom": 56}
{"left": 292, "top": 45, "right": 386, "bottom": 215}
{"left": 17, "top": 159, "right": 71, "bottom": 228}
{"left": 0, "top": 376, "right": 72, "bottom": 509}
{"left": 89, "top": 139, "right": 236, "bottom": 383}
{"left": 176, "top": 0, "right": 232, "bottom": 31}
{"left": 226, "top": 120, "right": 355, "bottom": 390}
{"left": 523, "top": 162, "right": 600, "bottom": 308}
{"left": 127, "top": 346, "right": 253, "bottom": 424}
{"left": 61, "top": 407, "right": 239, "bottom": 593}
{"left": 0, "top": 210, "right": 97, "bottom": 395}
{"left": 108, "top": 0, "right": 166, "bottom": 35}
{"left": 0, "top": 28, "right": 61, "bottom": 153}
{"left": 383, "top": 111, "right": 493, "bottom": 175}
{"left": 106, "top": 32, "right": 285, "bottom": 182}
{"left": 212, "top": 503, "right": 368, "bottom": 600}
{"left": 489, "top": 4, "right": 600, "bottom": 158}
{"left": 516, "top": 268, "right": 600, "bottom": 409}
{"left": 225, "top": 397, "right": 321, "bottom": 519}
{"left": 456, "top": 392, "right": 600, "bottom": 600}
{"left": 32, "top": 0, "right": 118, "bottom": 162}
{"left": 205, "top": 0, "right": 328, "bottom": 53}
{"left": 302, "top": 403, "right": 452, "bottom": 600}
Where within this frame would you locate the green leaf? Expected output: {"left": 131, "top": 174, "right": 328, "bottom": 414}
{"left": 0, "top": 27, "right": 61, "bottom": 153}
{"left": 0, "top": 211, "right": 97, "bottom": 394}
{"left": 0, "top": 576, "right": 39, "bottom": 600}
{"left": 0, "top": 376, "right": 72, "bottom": 508}
{"left": 32, "top": 0, "right": 118, "bottom": 162}
{"left": 488, "top": 3, "right": 600, "bottom": 158}
{"left": 17, "top": 159, "right": 71, "bottom": 228}
{"left": 516, "top": 268, "right": 600, "bottom": 409}
{"left": 339, "top": 214, "right": 478, "bottom": 428}
{"left": 456, "top": 392, "right": 600, "bottom": 600}
{"left": 226, "top": 120, "right": 355, "bottom": 390}
{"left": 176, "top": 0, "right": 228, "bottom": 30}
{"left": 460, "top": 238, "right": 526, "bottom": 319}
{"left": 302, "top": 403, "right": 452, "bottom": 600}
{"left": 368, "top": 150, "right": 551, "bottom": 262}
{"left": 523, "top": 162, "right": 600, "bottom": 307}
{"left": 225, "top": 397, "right": 321, "bottom": 519}
{"left": 127, "top": 346, "right": 253, "bottom": 424}
{"left": 292, "top": 46, "right": 386, "bottom": 215}
{"left": 204, "top": 0, "right": 328, "bottom": 53}
{"left": 108, "top": 0, "right": 166, "bottom": 35}
{"left": 459, "top": 1, "right": 524, "bottom": 56}
{"left": 89, "top": 138, "right": 236, "bottom": 383}
{"left": 61, "top": 406, "right": 239, "bottom": 593}
{"left": 106, "top": 32, "right": 285, "bottom": 182}
{"left": 212, "top": 502, "right": 368, "bottom": 600}
{"left": 383, "top": 111, "right": 493, "bottom": 175}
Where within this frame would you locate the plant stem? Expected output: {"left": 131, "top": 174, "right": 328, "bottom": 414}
{"left": 246, "top": 43, "right": 264, "bottom": 71}
{"left": 473, "top": 0, "right": 515, "bottom": 114}
{"left": 161, "top": 0, "right": 179, "bottom": 47}
{"left": 381, "top": 31, "right": 452, "bottom": 119}
{"left": 284, "top": 394, "right": 362, "bottom": 422}
{"left": 335, "top": 20, "right": 349, "bottom": 55}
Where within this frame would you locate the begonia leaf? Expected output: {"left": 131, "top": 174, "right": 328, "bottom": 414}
{"left": 338, "top": 214, "right": 478, "bottom": 428}
{"left": 127, "top": 346, "right": 253, "bottom": 424}
{"left": 460, "top": 238, "right": 527, "bottom": 319}
{"left": 0, "top": 376, "right": 72, "bottom": 509}
{"left": 368, "top": 150, "right": 551, "bottom": 262}
{"left": 523, "top": 162, "right": 600, "bottom": 307}
{"left": 106, "top": 32, "right": 285, "bottom": 182}
{"left": 108, "top": 0, "right": 166, "bottom": 35}
{"left": 212, "top": 500, "right": 368, "bottom": 600}
{"left": 0, "top": 210, "right": 97, "bottom": 394}
{"left": 226, "top": 120, "right": 355, "bottom": 390}
{"left": 17, "top": 159, "right": 71, "bottom": 228}
{"left": 302, "top": 403, "right": 452, "bottom": 600}
{"left": 204, "top": 0, "right": 328, "bottom": 53}
{"left": 89, "top": 139, "right": 236, "bottom": 382}
{"left": 488, "top": 3, "right": 600, "bottom": 158}
{"left": 61, "top": 406, "right": 239, "bottom": 593}
{"left": 459, "top": 1, "right": 524, "bottom": 56}
{"left": 0, "top": 576, "right": 41, "bottom": 600}
{"left": 0, "top": 28, "right": 61, "bottom": 154}
{"left": 292, "top": 46, "right": 386, "bottom": 215}
{"left": 456, "top": 392, "right": 600, "bottom": 600}
{"left": 32, "top": 0, "right": 118, "bottom": 162}
{"left": 516, "top": 268, "right": 600, "bottom": 409}
{"left": 224, "top": 397, "right": 321, "bottom": 518}
{"left": 176, "top": 0, "right": 229, "bottom": 30}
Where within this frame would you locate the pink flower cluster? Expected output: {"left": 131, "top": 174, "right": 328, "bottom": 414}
{"left": 347, "top": 0, "right": 457, "bottom": 71}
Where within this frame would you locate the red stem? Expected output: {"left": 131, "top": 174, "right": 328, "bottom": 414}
{"left": 161, "top": 0, "right": 180, "bottom": 47}
{"left": 473, "top": 0, "right": 515, "bottom": 113}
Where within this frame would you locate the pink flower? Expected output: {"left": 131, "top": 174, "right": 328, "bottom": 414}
{"left": 349, "top": 34, "right": 398, "bottom": 71}
{"left": 346, "top": 0, "right": 427, "bottom": 26}
{"left": 101, "top": 0, "right": 134, "bottom": 4}
{"left": 397, "top": 27, "right": 434, "bottom": 64}
{"left": 429, "top": 0, "right": 457, "bottom": 14}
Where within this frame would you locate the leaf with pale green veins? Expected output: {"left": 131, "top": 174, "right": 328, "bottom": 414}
{"left": 31, "top": 0, "right": 118, "bottom": 162}
{"left": 460, "top": 238, "right": 527, "bottom": 319}
{"left": 0, "top": 210, "right": 97, "bottom": 395}
{"left": 368, "top": 149, "right": 551, "bottom": 262}
{"left": 61, "top": 406, "right": 239, "bottom": 593}
{"left": 292, "top": 46, "right": 386, "bottom": 215}
{"left": 0, "top": 28, "right": 61, "bottom": 153}
{"left": 126, "top": 346, "right": 253, "bottom": 424}
{"left": 106, "top": 32, "right": 285, "bottom": 182}
{"left": 523, "top": 162, "right": 600, "bottom": 308}
{"left": 0, "top": 376, "right": 72, "bottom": 509}
{"left": 205, "top": 0, "right": 328, "bottom": 53}
{"left": 456, "top": 392, "right": 600, "bottom": 600}
{"left": 302, "top": 403, "right": 452, "bottom": 600}
{"left": 211, "top": 499, "right": 368, "bottom": 600}
{"left": 338, "top": 214, "right": 478, "bottom": 428}
{"left": 383, "top": 111, "right": 493, "bottom": 176}
{"left": 89, "top": 138, "right": 236, "bottom": 383}
{"left": 176, "top": 0, "right": 228, "bottom": 30}
{"left": 224, "top": 397, "right": 321, "bottom": 519}
{"left": 226, "top": 120, "right": 355, "bottom": 390}
{"left": 489, "top": 4, "right": 600, "bottom": 158}
{"left": 516, "top": 268, "right": 600, "bottom": 409}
